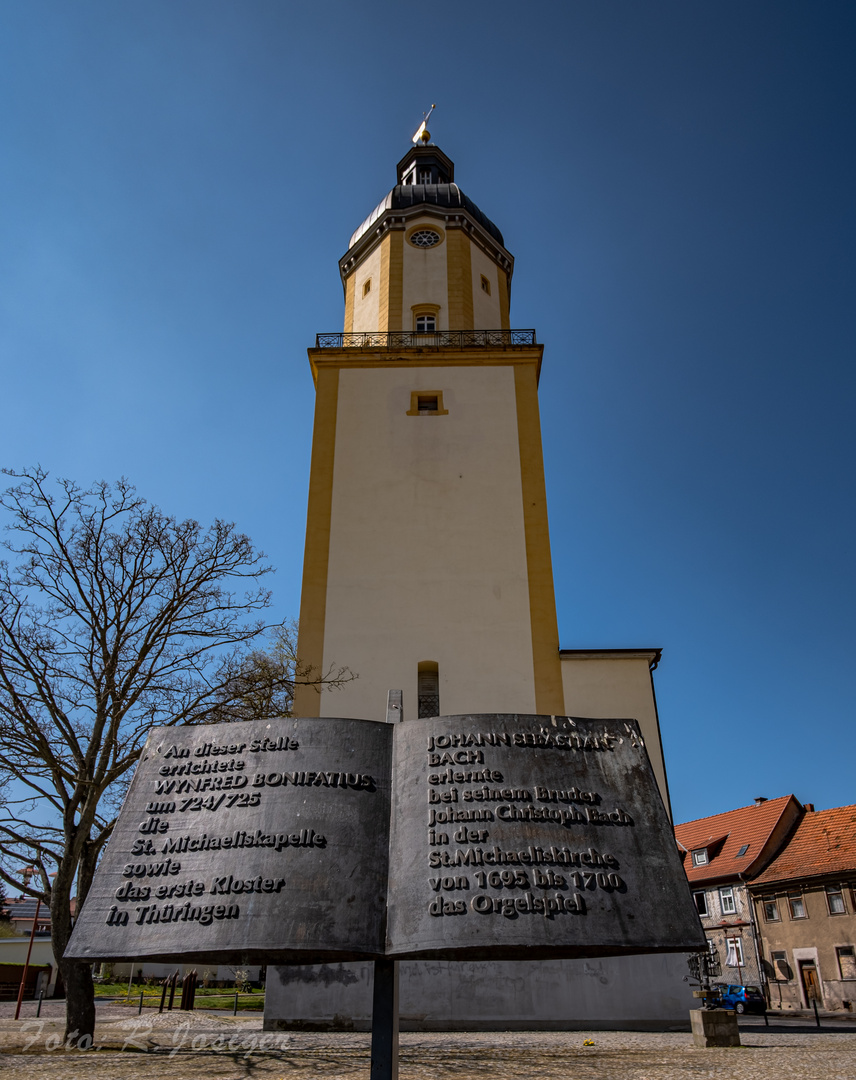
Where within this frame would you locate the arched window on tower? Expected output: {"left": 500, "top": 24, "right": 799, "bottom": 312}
{"left": 417, "top": 662, "right": 440, "bottom": 718}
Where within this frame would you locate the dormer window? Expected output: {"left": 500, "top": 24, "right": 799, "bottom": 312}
{"left": 691, "top": 848, "right": 708, "bottom": 867}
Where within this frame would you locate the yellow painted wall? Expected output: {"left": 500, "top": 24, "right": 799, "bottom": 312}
{"left": 470, "top": 245, "right": 502, "bottom": 329}
{"left": 318, "top": 361, "right": 539, "bottom": 721}
{"left": 560, "top": 654, "right": 670, "bottom": 816}
{"left": 400, "top": 218, "right": 449, "bottom": 329}
{"left": 350, "top": 244, "right": 382, "bottom": 333}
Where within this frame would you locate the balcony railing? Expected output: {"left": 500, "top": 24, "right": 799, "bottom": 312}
{"left": 315, "top": 330, "right": 536, "bottom": 350}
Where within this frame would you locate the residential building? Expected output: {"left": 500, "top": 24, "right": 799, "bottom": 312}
{"left": 750, "top": 804, "right": 856, "bottom": 1011}
{"left": 675, "top": 795, "right": 803, "bottom": 995}
{"left": 2, "top": 896, "right": 52, "bottom": 938}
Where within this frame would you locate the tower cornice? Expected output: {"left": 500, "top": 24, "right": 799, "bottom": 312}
{"left": 339, "top": 206, "right": 513, "bottom": 296}
{"left": 306, "top": 342, "right": 543, "bottom": 387}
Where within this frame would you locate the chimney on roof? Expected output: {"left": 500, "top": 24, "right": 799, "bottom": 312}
{"left": 754, "top": 796, "right": 768, "bottom": 806}
{"left": 804, "top": 803, "right": 814, "bottom": 812}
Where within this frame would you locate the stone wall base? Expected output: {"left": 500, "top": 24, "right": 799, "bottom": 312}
{"left": 690, "top": 1008, "right": 740, "bottom": 1048}
{"left": 264, "top": 955, "right": 697, "bottom": 1032}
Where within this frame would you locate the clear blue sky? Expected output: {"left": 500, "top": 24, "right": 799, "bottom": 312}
{"left": 2, "top": 2, "right": 854, "bottom": 824}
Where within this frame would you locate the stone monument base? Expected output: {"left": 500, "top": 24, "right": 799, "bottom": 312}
{"left": 690, "top": 1008, "right": 740, "bottom": 1047}
{"left": 264, "top": 955, "right": 697, "bottom": 1032}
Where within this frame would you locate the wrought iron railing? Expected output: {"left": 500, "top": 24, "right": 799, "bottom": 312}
{"left": 315, "top": 330, "right": 536, "bottom": 349}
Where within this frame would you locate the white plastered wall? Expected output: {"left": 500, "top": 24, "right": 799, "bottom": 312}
{"left": 350, "top": 244, "right": 382, "bottom": 333}
{"left": 470, "top": 244, "right": 502, "bottom": 329}
{"left": 560, "top": 655, "right": 669, "bottom": 814}
{"left": 401, "top": 217, "right": 449, "bottom": 329}
{"left": 321, "top": 363, "right": 536, "bottom": 721}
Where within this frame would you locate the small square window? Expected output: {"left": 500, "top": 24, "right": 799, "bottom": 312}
{"left": 719, "top": 887, "right": 736, "bottom": 915}
{"left": 762, "top": 897, "right": 780, "bottom": 922}
{"left": 771, "top": 950, "right": 791, "bottom": 981}
{"left": 691, "top": 849, "right": 708, "bottom": 866}
{"left": 826, "top": 885, "right": 846, "bottom": 915}
{"left": 693, "top": 891, "right": 709, "bottom": 916}
{"left": 480, "top": 274, "right": 491, "bottom": 295}
{"left": 787, "top": 892, "right": 806, "bottom": 919}
{"left": 362, "top": 279, "right": 371, "bottom": 297}
{"left": 735, "top": 844, "right": 750, "bottom": 857}
{"left": 407, "top": 391, "right": 448, "bottom": 417}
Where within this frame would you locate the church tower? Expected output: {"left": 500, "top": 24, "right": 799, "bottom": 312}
{"left": 269, "top": 134, "right": 693, "bottom": 1032}
{"left": 294, "top": 138, "right": 564, "bottom": 720}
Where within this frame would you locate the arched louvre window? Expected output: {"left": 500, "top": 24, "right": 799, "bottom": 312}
{"left": 418, "top": 662, "right": 439, "bottom": 718}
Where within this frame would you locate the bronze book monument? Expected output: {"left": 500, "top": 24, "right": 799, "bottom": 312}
{"left": 67, "top": 713, "right": 704, "bottom": 965}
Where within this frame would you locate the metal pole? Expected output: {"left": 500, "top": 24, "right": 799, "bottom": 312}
{"left": 14, "top": 897, "right": 41, "bottom": 1020}
{"left": 386, "top": 689, "right": 403, "bottom": 724}
{"left": 233, "top": 991, "right": 238, "bottom": 1016}
{"left": 138, "top": 991, "right": 144, "bottom": 1015}
{"left": 36, "top": 990, "right": 44, "bottom": 1018}
{"left": 813, "top": 997, "right": 821, "bottom": 1028}
{"left": 370, "top": 958, "right": 399, "bottom": 1080}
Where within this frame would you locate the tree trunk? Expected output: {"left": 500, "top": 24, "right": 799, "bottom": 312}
{"left": 50, "top": 852, "right": 97, "bottom": 1045}
{"left": 60, "top": 957, "right": 95, "bottom": 1045}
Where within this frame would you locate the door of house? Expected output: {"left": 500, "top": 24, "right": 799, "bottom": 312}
{"left": 799, "top": 960, "right": 822, "bottom": 1007}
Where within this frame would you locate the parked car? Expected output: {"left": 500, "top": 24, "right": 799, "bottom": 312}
{"left": 717, "top": 984, "right": 766, "bottom": 1014}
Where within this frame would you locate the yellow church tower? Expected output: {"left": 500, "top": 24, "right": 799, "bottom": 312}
{"left": 271, "top": 134, "right": 689, "bottom": 1032}
{"left": 294, "top": 136, "right": 564, "bottom": 722}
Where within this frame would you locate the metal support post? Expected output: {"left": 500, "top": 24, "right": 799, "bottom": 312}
{"left": 370, "top": 958, "right": 399, "bottom": 1080}
{"left": 14, "top": 897, "right": 41, "bottom": 1020}
{"left": 386, "top": 689, "right": 403, "bottom": 724}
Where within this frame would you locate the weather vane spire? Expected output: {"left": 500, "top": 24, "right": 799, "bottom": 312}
{"left": 412, "top": 104, "right": 436, "bottom": 145}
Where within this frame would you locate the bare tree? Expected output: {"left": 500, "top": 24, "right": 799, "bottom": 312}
{"left": 0, "top": 468, "right": 349, "bottom": 1041}
{"left": 211, "top": 620, "right": 353, "bottom": 723}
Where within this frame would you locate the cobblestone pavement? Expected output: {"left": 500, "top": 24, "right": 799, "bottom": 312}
{"left": 0, "top": 1011, "right": 854, "bottom": 1080}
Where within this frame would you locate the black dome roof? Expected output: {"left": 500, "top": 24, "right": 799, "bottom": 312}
{"left": 346, "top": 143, "right": 507, "bottom": 258}
{"left": 348, "top": 182, "right": 505, "bottom": 250}
{"left": 347, "top": 137, "right": 507, "bottom": 250}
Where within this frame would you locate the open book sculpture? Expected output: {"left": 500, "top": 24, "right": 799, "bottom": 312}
{"left": 66, "top": 714, "right": 704, "bottom": 964}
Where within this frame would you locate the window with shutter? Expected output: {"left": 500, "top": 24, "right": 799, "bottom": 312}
{"left": 417, "top": 662, "right": 439, "bottom": 719}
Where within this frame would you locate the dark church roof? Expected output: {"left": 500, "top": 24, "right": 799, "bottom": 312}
{"left": 347, "top": 133, "right": 507, "bottom": 255}
{"left": 349, "top": 184, "right": 505, "bottom": 251}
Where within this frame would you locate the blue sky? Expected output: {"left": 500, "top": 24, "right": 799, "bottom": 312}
{"left": 2, "top": 2, "right": 854, "bottom": 825}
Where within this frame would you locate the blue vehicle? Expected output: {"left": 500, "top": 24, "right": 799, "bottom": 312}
{"left": 718, "top": 984, "right": 766, "bottom": 1014}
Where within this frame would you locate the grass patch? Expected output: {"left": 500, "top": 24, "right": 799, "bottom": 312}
{"left": 94, "top": 982, "right": 264, "bottom": 1010}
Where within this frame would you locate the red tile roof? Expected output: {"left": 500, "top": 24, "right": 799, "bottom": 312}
{"left": 675, "top": 795, "right": 802, "bottom": 884}
{"left": 751, "top": 804, "right": 856, "bottom": 885}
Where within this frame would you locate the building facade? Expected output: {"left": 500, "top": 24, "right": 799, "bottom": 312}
{"left": 266, "top": 136, "right": 694, "bottom": 1031}
{"left": 750, "top": 804, "right": 856, "bottom": 1012}
{"left": 677, "top": 798, "right": 856, "bottom": 1013}
{"left": 675, "top": 795, "right": 803, "bottom": 999}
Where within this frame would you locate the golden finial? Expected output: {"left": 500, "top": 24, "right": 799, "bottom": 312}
{"left": 412, "top": 104, "right": 436, "bottom": 145}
